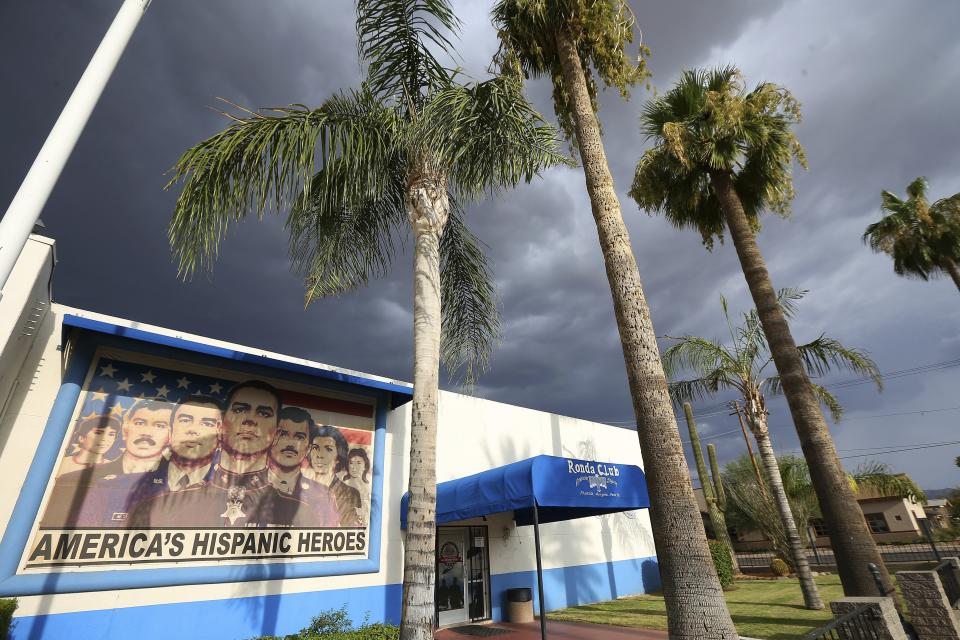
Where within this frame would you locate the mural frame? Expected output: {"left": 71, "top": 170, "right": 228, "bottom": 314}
{"left": 0, "top": 316, "right": 402, "bottom": 596}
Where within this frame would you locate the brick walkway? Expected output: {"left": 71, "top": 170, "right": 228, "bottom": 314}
{"left": 435, "top": 620, "right": 667, "bottom": 640}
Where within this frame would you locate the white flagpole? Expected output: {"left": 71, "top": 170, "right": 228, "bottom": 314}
{"left": 0, "top": 0, "right": 152, "bottom": 296}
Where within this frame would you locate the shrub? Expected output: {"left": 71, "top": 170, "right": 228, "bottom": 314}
{"left": 247, "top": 606, "right": 399, "bottom": 640}
{"left": 1, "top": 598, "right": 16, "bottom": 639}
{"left": 708, "top": 540, "right": 734, "bottom": 589}
{"left": 770, "top": 557, "right": 791, "bottom": 577}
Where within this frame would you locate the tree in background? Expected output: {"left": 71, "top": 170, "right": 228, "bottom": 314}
{"left": 632, "top": 66, "right": 893, "bottom": 597}
{"left": 492, "top": 3, "right": 738, "bottom": 636}
{"left": 166, "top": 2, "right": 564, "bottom": 638}
{"left": 663, "top": 290, "right": 884, "bottom": 609}
{"left": 724, "top": 455, "right": 926, "bottom": 562}
{"left": 682, "top": 402, "right": 739, "bottom": 574}
{"left": 864, "top": 177, "right": 960, "bottom": 293}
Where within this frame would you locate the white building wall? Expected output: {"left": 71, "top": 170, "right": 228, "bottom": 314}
{"left": 0, "top": 236, "right": 658, "bottom": 637}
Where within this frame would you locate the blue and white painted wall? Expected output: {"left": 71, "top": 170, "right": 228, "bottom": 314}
{"left": 0, "top": 236, "right": 659, "bottom": 640}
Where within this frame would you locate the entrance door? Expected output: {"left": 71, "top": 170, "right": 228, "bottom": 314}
{"left": 436, "top": 528, "right": 468, "bottom": 627}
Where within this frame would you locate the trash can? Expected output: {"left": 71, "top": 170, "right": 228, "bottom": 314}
{"left": 505, "top": 588, "right": 534, "bottom": 623}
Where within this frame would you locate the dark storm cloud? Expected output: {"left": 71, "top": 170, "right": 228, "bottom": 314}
{"left": 1, "top": 0, "right": 958, "bottom": 488}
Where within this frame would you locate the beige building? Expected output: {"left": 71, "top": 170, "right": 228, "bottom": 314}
{"left": 694, "top": 485, "right": 930, "bottom": 550}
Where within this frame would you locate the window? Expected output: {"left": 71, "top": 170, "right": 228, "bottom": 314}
{"left": 864, "top": 513, "right": 890, "bottom": 533}
{"left": 894, "top": 515, "right": 902, "bottom": 521}
{"left": 809, "top": 518, "right": 829, "bottom": 537}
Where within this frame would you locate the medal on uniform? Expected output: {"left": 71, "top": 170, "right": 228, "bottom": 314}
{"left": 220, "top": 486, "right": 247, "bottom": 525}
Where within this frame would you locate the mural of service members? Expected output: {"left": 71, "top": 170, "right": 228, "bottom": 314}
{"left": 25, "top": 349, "right": 376, "bottom": 570}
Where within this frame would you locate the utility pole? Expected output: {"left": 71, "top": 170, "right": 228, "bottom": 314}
{"left": 0, "top": 0, "right": 151, "bottom": 296}
{"left": 730, "top": 401, "right": 765, "bottom": 494}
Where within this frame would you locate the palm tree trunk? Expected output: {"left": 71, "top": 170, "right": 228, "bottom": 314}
{"left": 399, "top": 172, "right": 449, "bottom": 640}
{"left": 683, "top": 403, "right": 740, "bottom": 574}
{"left": 943, "top": 257, "right": 960, "bottom": 292}
{"left": 709, "top": 169, "right": 891, "bottom": 597}
{"left": 555, "top": 28, "right": 737, "bottom": 639}
{"left": 744, "top": 397, "right": 822, "bottom": 609}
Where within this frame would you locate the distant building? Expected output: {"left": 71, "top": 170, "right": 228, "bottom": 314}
{"left": 694, "top": 482, "right": 932, "bottom": 550}
{"left": 924, "top": 498, "right": 951, "bottom": 529}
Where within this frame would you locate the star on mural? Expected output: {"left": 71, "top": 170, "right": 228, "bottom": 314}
{"left": 99, "top": 363, "right": 117, "bottom": 378}
{"left": 90, "top": 388, "right": 108, "bottom": 402}
{"left": 155, "top": 385, "right": 171, "bottom": 398}
{"left": 209, "top": 382, "right": 223, "bottom": 395}
{"left": 140, "top": 370, "right": 156, "bottom": 384}
{"left": 110, "top": 403, "right": 125, "bottom": 416}
{"left": 116, "top": 378, "right": 132, "bottom": 393}
{"left": 176, "top": 376, "right": 191, "bottom": 390}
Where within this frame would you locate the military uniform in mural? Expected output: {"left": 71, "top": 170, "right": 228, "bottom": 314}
{"left": 328, "top": 476, "right": 362, "bottom": 527}
{"left": 127, "top": 466, "right": 321, "bottom": 528}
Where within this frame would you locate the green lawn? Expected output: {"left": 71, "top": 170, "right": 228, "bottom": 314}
{"left": 548, "top": 575, "right": 846, "bottom": 640}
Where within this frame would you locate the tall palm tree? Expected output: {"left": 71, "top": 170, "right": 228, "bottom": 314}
{"left": 492, "top": 3, "right": 739, "bottom": 637}
{"left": 631, "top": 66, "right": 893, "bottom": 597}
{"left": 663, "top": 289, "right": 883, "bottom": 609}
{"left": 864, "top": 177, "right": 960, "bottom": 292}
{"left": 166, "top": 3, "right": 564, "bottom": 639}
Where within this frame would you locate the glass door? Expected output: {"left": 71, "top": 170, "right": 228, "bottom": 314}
{"left": 466, "top": 526, "right": 491, "bottom": 622}
{"left": 436, "top": 528, "right": 468, "bottom": 627}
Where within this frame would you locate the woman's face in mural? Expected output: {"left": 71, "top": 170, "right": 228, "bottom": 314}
{"left": 78, "top": 425, "right": 118, "bottom": 455}
{"left": 348, "top": 455, "right": 366, "bottom": 480}
{"left": 309, "top": 436, "right": 337, "bottom": 476}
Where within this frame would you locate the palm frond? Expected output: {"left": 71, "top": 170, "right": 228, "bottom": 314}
{"left": 796, "top": 335, "right": 883, "bottom": 391}
{"left": 416, "top": 75, "right": 569, "bottom": 199}
{"left": 632, "top": 66, "right": 805, "bottom": 247}
{"left": 661, "top": 335, "right": 738, "bottom": 380}
{"left": 439, "top": 200, "right": 501, "bottom": 386}
{"left": 863, "top": 176, "right": 960, "bottom": 282}
{"left": 356, "top": 0, "right": 458, "bottom": 105}
{"left": 667, "top": 372, "right": 731, "bottom": 405}
{"left": 288, "top": 157, "right": 408, "bottom": 301}
{"left": 853, "top": 462, "right": 927, "bottom": 504}
{"left": 167, "top": 89, "right": 398, "bottom": 278}
{"left": 491, "top": 0, "right": 649, "bottom": 145}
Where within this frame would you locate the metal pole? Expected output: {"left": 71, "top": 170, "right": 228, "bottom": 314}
{"left": 0, "top": 0, "right": 151, "bottom": 295}
{"left": 808, "top": 525, "right": 822, "bottom": 566}
{"left": 532, "top": 501, "right": 547, "bottom": 640}
{"left": 918, "top": 518, "right": 941, "bottom": 562}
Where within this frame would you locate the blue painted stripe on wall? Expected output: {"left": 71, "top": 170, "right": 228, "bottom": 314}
{"left": 10, "top": 583, "right": 402, "bottom": 640}
{"left": 489, "top": 555, "right": 660, "bottom": 622}
{"left": 10, "top": 555, "right": 659, "bottom": 638}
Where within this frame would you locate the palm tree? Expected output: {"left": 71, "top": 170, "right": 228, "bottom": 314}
{"left": 165, "top": 3, "right": 564, "bottom": 639}
{"left": 663, "top": 289, "right": 883, "bottom": 609}
{"left": 631, "top": 66, "right": 893, "bottom": 597}
{"left": 864, "top": 177, "right": 960, "bottom": 292}
{"left": 723, "top": 455, "right": 926, "bottom": 564}
{"left": 491, "top": 3, "right": 739, "bottom": 637}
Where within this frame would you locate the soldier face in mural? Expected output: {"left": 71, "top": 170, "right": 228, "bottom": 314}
{"left": 122, "top": 401, "right": 172, "bottom": 460}
{"left": 170, "top": 398, "right": 221, "bottom": 465}
{"left": 221, "top": 382, "right": 280, "bottom": 460}
{"left": 270, "top": 412, "right": 311, "bottom": 472}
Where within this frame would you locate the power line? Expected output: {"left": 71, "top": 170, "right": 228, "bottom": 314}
{"left": 838, "top": 440, "right": 960, "bottom": 460}
{"left": 594, "top": 356, "right": 960, "bottom": 425}
{"left": 843, "top": 405, "right": 960, "bottom": 421}
{"left": 836, "top": 439, "right": 960, "bottom": 452}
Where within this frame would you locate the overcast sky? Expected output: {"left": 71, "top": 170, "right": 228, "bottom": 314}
{"left": 2, "top": 1, "right": 959, "bottom": 490}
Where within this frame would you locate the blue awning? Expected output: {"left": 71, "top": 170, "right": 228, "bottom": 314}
{"left": 400, "top": 455, "right": 649, "bottom": 529}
